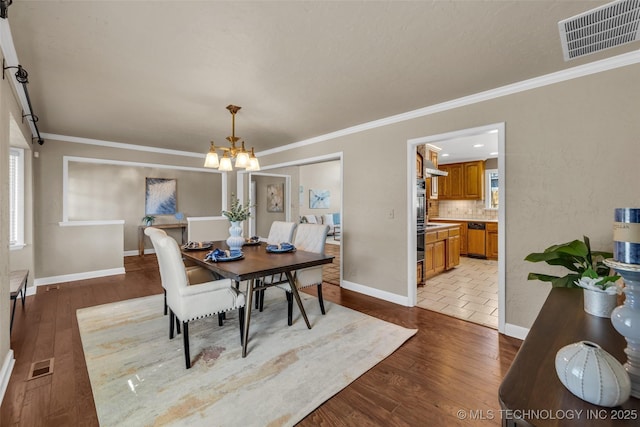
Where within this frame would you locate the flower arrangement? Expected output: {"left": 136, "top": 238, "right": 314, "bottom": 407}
{"left": 525, "top": 235, "right": 620, "bottom": 292}
{"left": 222, "top": 195, "right": 252, "bottom": 222}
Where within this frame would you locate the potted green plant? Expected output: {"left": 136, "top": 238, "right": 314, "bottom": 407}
{"left": 142, "top": 215, "right": 156, "bottom": 226}
{"left": 221, "top": 195, "right": 251, "bottom": 222}
{"left": 525, "top": 235, "right": 621, "bottom": 317}
{"left": 222, "top": 195, "right": 252, "bottom": 251}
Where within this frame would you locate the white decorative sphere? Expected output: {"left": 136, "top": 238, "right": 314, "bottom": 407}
{"left": 555, "top": 341, "right": 631, "bottom": 407}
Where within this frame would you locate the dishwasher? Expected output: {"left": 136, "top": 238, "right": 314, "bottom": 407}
{"left": 467, "top": 222, "right": 486, "bottom": 258}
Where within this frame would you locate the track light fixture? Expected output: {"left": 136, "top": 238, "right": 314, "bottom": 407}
{"left": 3, "top": 60, "right": 44, "bottom": 145}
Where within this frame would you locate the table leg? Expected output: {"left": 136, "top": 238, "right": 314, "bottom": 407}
{"left": 285, "top": 271, "right": 312, "bottom": 329}
{"left": 138, "top": 228, "right": 145, "bottom": 257}
{"left": 241, "top": 278, "right": 255, "bottom": 357}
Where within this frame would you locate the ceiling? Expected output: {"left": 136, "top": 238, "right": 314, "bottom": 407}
{"left": 6, "top": 1, "right": 638, "bottom": 157}
{"left": 429, "top": 131, "right": 499, "bottom": 165}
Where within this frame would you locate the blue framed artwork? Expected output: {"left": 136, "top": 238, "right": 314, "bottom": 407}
{"left": 309, "top": 189, "right": 330, "bottom": 209}
{"left": 145, "top": 178, "right": 177, "bottom": 215}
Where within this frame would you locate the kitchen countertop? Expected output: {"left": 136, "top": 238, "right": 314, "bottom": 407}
{"left": 429, "top": 217, "right": 498, "bottom": 223}
{"left": 422, "top": 222, "right": 461, "bottom": 231}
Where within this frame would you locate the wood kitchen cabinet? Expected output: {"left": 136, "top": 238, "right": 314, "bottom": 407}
{"left": 427, "top": 150, "right": 439, "bottom": 200}
{"left": 438, "top": 163, "right": 463, "bottom": 199}
{"left": 486, "top": 222, "right": 498, "bottom": 260}
{"left": 438, "top": 160, "right": 485, "bottom": 200}
{"left": 446, "top": 228, "right": 460, "bottom": 270}
{"left": 423, "top": 226, "right": 459, "bottom": 279}
{"left": 463, "top": 161, "right": 484, "bottom": 199}
{"left": 424, "top": 230, "right": 446, "bottom": 279}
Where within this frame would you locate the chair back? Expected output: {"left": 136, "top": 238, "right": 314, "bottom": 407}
{"left": 267, "top": 221, "right": 297, "bottom": 245}
{"left": 293, "top": 223, "right": 329, "bottom": 288}
{"left": 293, "top": 223, "right": 329, "bottom": 255}
{"left": 146, "top": 228, "right": 190, "bottom": 305}
{"left": 145, "top": 227, "right": 169, "bottom": 285}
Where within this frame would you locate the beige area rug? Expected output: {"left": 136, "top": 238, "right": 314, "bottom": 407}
{"left": 77, "top": 292, "right": 417, "bottom": 426}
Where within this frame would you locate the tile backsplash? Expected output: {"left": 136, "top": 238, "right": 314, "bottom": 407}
{"left": 434, "top": 200, "right": 498, "bottom": 220}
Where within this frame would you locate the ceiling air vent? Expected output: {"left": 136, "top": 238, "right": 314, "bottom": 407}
{"left": 559, "top": 0, "right": 640, "bottom": 61}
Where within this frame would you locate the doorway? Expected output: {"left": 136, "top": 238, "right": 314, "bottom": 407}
{"left": 237, "top": 153, "right": 344, "bottom": 287}
{"left": 407, "top": 124, "right": 505, "bottom": 332}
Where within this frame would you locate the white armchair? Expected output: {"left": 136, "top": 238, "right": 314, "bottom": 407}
{"left": 147, "top": 229, "right": 246, "bottom": 369}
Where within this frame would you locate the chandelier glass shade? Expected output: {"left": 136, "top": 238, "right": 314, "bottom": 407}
{"left": 204, "top": 105, "right": 260, "bottom": 171}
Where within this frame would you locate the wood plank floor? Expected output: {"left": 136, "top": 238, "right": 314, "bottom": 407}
{"left": 1, "top": 255, "right": 521, "bottom": 426}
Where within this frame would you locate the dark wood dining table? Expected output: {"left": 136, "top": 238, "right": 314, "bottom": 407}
{"left": 181, "top": 241, "right": 334, "bottom": 357}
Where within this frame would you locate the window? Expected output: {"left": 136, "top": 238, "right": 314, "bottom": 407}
{"left": 485, "top": 169, "right": 498, "bottom": 210}
{"left": 9, "top": 147, "right": 25, "bottom": 248}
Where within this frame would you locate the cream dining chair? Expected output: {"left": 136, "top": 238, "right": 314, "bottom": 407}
{"left": 268, "top": 223, "right": 330, "bottom": 325}
{"left": 146, "top": 228, "right": 246, "bottom": 369}
{"left": 255, "top": 221, "right": 298, "bottom": 310}
{"left": 145, "top": 227, "right": 218, "bottom": 315}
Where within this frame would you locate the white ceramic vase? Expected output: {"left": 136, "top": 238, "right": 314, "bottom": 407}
{"left": 226, "top": 221, "right": 245, "bottom": 252}
{"left": 583, "top": 289, "right": 618, "bottom": 318}
{"left": 605, "top": 259, "right": 640, "bottom": 399}
{"left": 555, "top": 340, "right": 631, "bottom": 407}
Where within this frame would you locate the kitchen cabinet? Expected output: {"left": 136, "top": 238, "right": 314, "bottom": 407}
{"left": 430, "top": 219, "right": 467, "bottom": 255}
{"left": 438, "top": 160, "right": 485, "bottom": 200}
{"left": 486, "top": 222, "right": 498, "bottom": 260}
{"left": 446, "top": 228, "right": 460, "bottom": 270}
{"left": 427, "top": 150, "right": 439, "bottom": 200}
{"left": 423, "top": 225, "right": 459, "bottom": 280}
{"left": 463, "top": 161, "right": 484, "bottom": 199}
{"left": 417, "top": 260, "right": 424, "bottom": 286}
{"left": 438, "top": 163, "right": 463, "bottom": 199}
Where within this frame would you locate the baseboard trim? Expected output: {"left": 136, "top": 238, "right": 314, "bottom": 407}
{"left": 123, "top": 249, "right": 155, "bottom": 257}
{"left": 33, "top": 267, "right": 126, "bottom": 287}
{"left": 504, "top": 323, "right": 529, "bottom": 340}
{"left": 0, "top": 350, "right": 15, "bottom": 406}
{"left": 341, "top": 280, "right": 410, "bottom": 307}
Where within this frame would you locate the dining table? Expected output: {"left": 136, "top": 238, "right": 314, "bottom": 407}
{"left": 181, "top": 240, "right": 334, "bottom": 357}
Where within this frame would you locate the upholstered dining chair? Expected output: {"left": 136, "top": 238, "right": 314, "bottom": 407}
{"left": 145, "top": 227, "right": 219, "bottom": 315}
{"left": 274, "top": 223, "right": 330, "bottom": 325}
{"left": 255, "top": 221, "right": 298, "bottom": 310}
{"left": 147, "top": 229, "right": 246, "bottom": 369}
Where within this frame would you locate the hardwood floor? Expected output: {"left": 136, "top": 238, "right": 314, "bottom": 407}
{"left": 2, "top": 255, "right": 521, "bottom": 426}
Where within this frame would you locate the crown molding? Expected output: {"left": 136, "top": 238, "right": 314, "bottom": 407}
{"left": 41, "top": 133, "right": 204, "bottom": 158}
{"left": 258, "top": 48, "right": 640, "bottom": 157}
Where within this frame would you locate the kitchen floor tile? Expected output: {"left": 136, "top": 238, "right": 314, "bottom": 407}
{"left": 417, "top": 256, "right": 498, "bottom": 330}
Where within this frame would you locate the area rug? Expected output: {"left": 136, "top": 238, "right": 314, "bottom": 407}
{"left": 77, "top": 292, "right": 416, "bottom": 426}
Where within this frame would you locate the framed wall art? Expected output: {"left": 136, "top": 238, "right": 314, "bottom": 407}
{"left": 266, "top": 183, "right": 284, "bottom": 212}
{"left": 309, "top": 189, "right": 330, "bottom": 209}
{"left": 145, "top": 177, "right": 177, "bottom": 215}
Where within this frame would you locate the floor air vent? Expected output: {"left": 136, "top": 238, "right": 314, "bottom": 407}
{"left": 559, "top": 0, "right": 640, "bottom": 60}
{"left": 27, "top": 358, "right": 54, "bottom": 380}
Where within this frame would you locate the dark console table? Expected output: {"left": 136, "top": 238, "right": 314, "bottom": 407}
{"left": 499, "top": 288, "right": 639, "bottom": 426}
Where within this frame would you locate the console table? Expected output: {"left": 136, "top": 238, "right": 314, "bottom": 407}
{"left": 138, "top": 223, "right": 187, "bottom": 256}
{"left": 9, "top": 269, "right": 28, "bottom": 333}
{"left": 499, "top": 288, "right": 639, "bottom": 426}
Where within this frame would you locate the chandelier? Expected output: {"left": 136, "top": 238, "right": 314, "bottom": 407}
{"left": 204, "top": 105, "right": 260, "bottom": 171}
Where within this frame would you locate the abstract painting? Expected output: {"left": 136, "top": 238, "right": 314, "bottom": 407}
{"left": 145, "top": 178, "right": 177, "bottom": 215}
{"left": 309, "top": 189, "right": 330, "bottom": 209}
{"left": 267, "top": 183, "right": 284, "bottom": 212}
